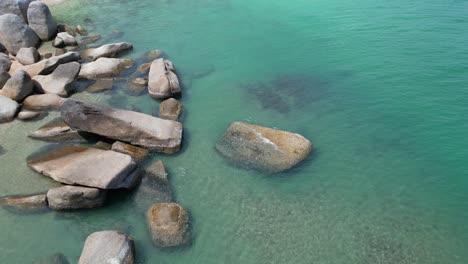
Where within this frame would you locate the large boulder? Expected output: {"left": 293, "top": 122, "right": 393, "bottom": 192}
{"left": 0, "top": 0, "right": 35, "bottom": 22}
{"left": 47, "top": 185, "right": 106, "bottom": 210}
{"left": 0, "top": 14, "right": 39, "bottom": 55}
{"left": 27, "top": 1, "right": 57, "bottom": 41}
{"left": 0, "top": 95, "right": 19, "bottom": 122}
{"left": 22, "top": 94, "right": 66, "bottom": 111}
{"left": 78, "top": 230, "right": 135, "bottom": 264}
{"left": 33, "top": 61, "right": 80, "bottom": 96}
{"left": 61, "top": 99, "right": 183, "bottom": 153}
{"left": 159, "top": 98, "right": 182, "bottom": 121}
{"left": 23, "top": 51, "right": 80, "bottom": 77}
{"left": 0, "top": 70, "right": 10, "bottom": 89}
{"left": 81, "top": 42, "right": 133, "bottom": 61}
{"left": 216, "top": 122, "right": 313, "bottom": 173}
{"left": 27, "top": 145, "right": 140, "bottom": 189}
{"left": 28, "top": 117, "right": 90, "bottom": 142}
{"left": 0, "top": 69, "right": 33, "bottom": 101}
{"left": 16, "top": 47, "right": 40, "bottom": 65}
{"left": 79, "top": 58, "right": 133, "bottom": 79}
{"left": 148, "top": 58, "right": 180, "bottom": 99}
{"left": 146, "top": 203, "right": 190, "bottom": 247}
{"left": 0, "top": 53, "right": 12, "bottom": 71}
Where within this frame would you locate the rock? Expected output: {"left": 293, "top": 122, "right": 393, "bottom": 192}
{"left": 0, "top": 95, "right": 19, "bottom": 122}
{"left": 54, "top": 48, "right": 65, "bottom": 56}
{"left": 94, "top": 141, "right": 112, "bottom": 150}
{"left": 146, "top": 50, "right": 164, "bottom": 60}
{"left": 47, "top": 185, "right": 106, "bottom": 210}
{"left": 61, "top": 99, "right": 183, "bottom": 153}
{"left": 0, "top": 69, "right": 33, "bottom": 101}
{"left": 81, "top": 42, "right": 133, "bottom": 61}
{"left": 79, "top": 58, "right": 133, "bottom": 79}
{"left": 111, "top": 141, "right": 149, "bottom": 160}
{"left": 0, "top": 0, "right": 35, "bottom": 22}
{"left": 33, "top": 62, "right": 80, "bottom": 96}
{"left": 126, "top": 77, "right": 147, "bottom": 95}
{"left": 0, "top": 194, "right": 47, "bottom": 211}
{"left": 0, "top": 70, "right": 10, "bottom": 88}
{"left": 75, "top": 25, "right": 87, "bottom": 36}
{"left": 0, "top": 53, "right": 11, "bottom": 71}
{"left": 17, "top": 110, "right": 43, "bottom": 120}
{"left": 27, "top": 145, "right": 140, "bottom": 189}
{"left": 23, "top": 51, "right": 80, "bottom": 76}
{"left": 16, "top": 47, "right": 40, "bottom": 65}
{"left": 41, "top": 52, "right": 53, "bottom": 59}
{"left": 57, "top": 24, "right": 75, "bottom": 36}
{"left": 33, "top": 253, "right": 70, "bottom": 264}
{"left": 148, "top": 58, "right": 181, "bottom": 99}
{"left": 146, "top": 160, "right": 168, "bottom": 185}
{"left": 78, "top": 230, "right": 135, "bottom": 264}
{"left": 27, "top": 1, "right": 57, "bottom": 41}
{"left": 53, "top": 32, "right": 77, "bottom": 47}
{"left": 29, "top": 117, "right": 91, "bottom": 142}
{"left": 82, "top": 34, "right": 101, "bottom": 44}
{"left": 159, "top": 98, "right": 182, "bottom": 121}
{"left": 0, "top": 14, "right": 40, "bottom": 55}
{"left": 22, "top": 94, "right": 66, "bottom": 111}
{"left": 137, "top": 62, "right": 151, "bottom": 73}
{"left": 85, "top": 78, "right": 113, "bottom": 93}
{"left": 147, "top": 203, "right": 190, "bottom": 247}
{"left": 216, "top": 122, "right": 313, "bottom": 173}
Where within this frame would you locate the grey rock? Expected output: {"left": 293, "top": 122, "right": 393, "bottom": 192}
{"left": 0, "top": 69, "right": 33, "bottom": 101}
{"left": 159, "top": 98, "right": 182, "bottom": 121}
{"left": 0, "top": 70, "right": 10, "bottom": 89}
{"left": 0, "top": 53, "right": 11, "bottom": 71}
{"left": 0, "top": 14, "right": 39, "bottom": 55}
{"left": 0, "top": 95, "right": 19, "bottom": 122}
{"left": 28, "top": 117, "right": 89, "bottom": 142}
{"left": 81, "top": 42, "right": 133, "bottom": 61}
{"left": 61, "top": 99, "right": 183, "bottom": 153}
{"left": 0, "top": 0, "right": 35, "bottom": 22}
{"left": 146, "top": 160, "right": 168, "bottom": 185}
{"left": 147, "top": 203, "right": 190, "bottom": 247}
{"left": 47, "top": 185, "right": 106, "bottom": 210}
{"left": 57, "top": 24, "right": 75, "bottom": 36}
{"left": 27, "top": 145, "right": 140, "bottom": 189}
{"left": 22, "top": 94, "right": 66, "bottom": 111}
{"left": 148, "top": 58, "right": 180, "bottom": 99}
{"left": 216, "top": 122, "right": 313, "bottom": 173}
{"left": 33, "top": 61, "right": 80, "bottom": 96}
{"left": 16, "top": 47, "right": 40, "bottom": 65}
{"left": 22, "top": 51, "right": 80, "bottom": 77}
{"left": 78, "top": 58, "right": 133, "bottom": 79}
{"left": 78, "top": 230, "right": 135, "bottom": 264}
{"left": 27, "top": 1, "right": 57, "bottom": 41}
{"left": 53, "top": 32, "right": 77, "bottom": 47}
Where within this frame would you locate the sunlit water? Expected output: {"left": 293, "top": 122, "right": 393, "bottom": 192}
{"left": 1, "top": 0, "right": 468, "bottom": 263}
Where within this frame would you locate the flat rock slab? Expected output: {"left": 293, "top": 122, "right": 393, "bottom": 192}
{"left": 216, "top": 122, "right": 313, "bottom": 174}
{"left": 22, "top": 94, "right": 66, "bottom": 111}
{"left": 61, "top": 99, "right": 183, "bottom": 153}
{"left": 81, "top": 42, "right": 133, "bottom": 61}
{"left": 0, "top": 194, "right": 47, "bottom": 211}
{"left": 27, "top": 145, "right": 140, "bottom": 189}
{"left": 28, "top": 117, "right": 91, "bottom": 142}
{"left": 78, "top": 230, "right": 135, "bottom": 264}
{"left": 47, "top": 185, "right": 106, "bottom": 210}
{"left": 33, "top": 61, "right": 80, "bottom": 96}
{"left": 19, "top": 52, "right": 80, "bottom": 77}
{"left": 79, "top": 58, "right": 133, "bottom": 79}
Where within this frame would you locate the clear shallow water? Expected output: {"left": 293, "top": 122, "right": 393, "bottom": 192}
{"left": 1, "top": 0, "right": 468, "bottom": 263}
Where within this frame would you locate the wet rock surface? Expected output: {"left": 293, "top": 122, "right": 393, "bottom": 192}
{"left": 147, "top": 203, "right": 190, "bottom": 248}
{"left": 78, "top": 230, "right": 135, "bottom": 264}
{"left": 47, "top": 185, "right": 106, "bottom": 210}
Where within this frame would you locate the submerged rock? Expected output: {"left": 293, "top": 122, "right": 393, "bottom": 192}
{"left": 148, "top": 58, "right": 181, "bottom": 99}
{"left": 27, "top": 1, "right": 57, "bottom": 41}
{"left": 75, "top": 25, "right": 87, "bottom": 36}
{"left": 146, "top": 50, "right": 163, "bottom": 60}
{"left": 27, "top": 145, "right": 140, "bottom": 189}
{"left": 81, "top": 42, "right": 133, "bottom": 61}
{"left": 22, "top": 94, "right": 66, "bottom": 111}
{"left": 0, "top": 95, "right": 19, "bottom": 122}
{"left": 79, "top": 58, "right": 133, "bottom": 79}
{"left": 159, "top": 98, "right": 182, "bottom": 121}
{"left": 111, "top": 141, "right": 149, "bottom": 160}
{"left": 47, "top": 185, "right": 106, "bottom": 210}
{"left": 0, "top": 194, "right": 48, "bottom": 212}
{"left": 216, "top": 122, "right": 313, "bottom": 173}
{"left": 16, "top": 47, "right": 40, "bottom": 65}
{"left": 147, "top": 203, "right": 191, "bottom": 248}
{"left": 78, "top": 230, "right": 135, "bottom": 264}
{"left": 0, "top": 14, "right": 40, "bottom": 55}
{"left": 61, "top": 99, "right": 183, "bottom": 153}
{"left": 146, "top": 160, "right": 168, "bottom": 185}
{"left": 126, "top": 77, "right": 147, "bottom": 95}
{"left": 33, "top": 253, "right": 70, "bottom": 264}
{"left": 84, "top": 78, "right": 113, "bottom": 93}
{"left": 28, "top": 117, "right": 90, "bottom": 142}
{"left": 0, "top": 69, "right": 33, "bottom": 101}
{"left": 33, "top": 61, "right": 80, "bottom": 96}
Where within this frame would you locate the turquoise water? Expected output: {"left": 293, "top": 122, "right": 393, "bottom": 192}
{"left": 1, "top": 0, "right": 468, "bottom": 262}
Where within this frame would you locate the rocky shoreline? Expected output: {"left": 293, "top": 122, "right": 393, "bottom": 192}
{"left": 0, "top": 0, "right": 313, "bottom": 262}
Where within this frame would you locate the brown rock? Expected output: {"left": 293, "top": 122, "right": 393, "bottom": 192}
{"left": 159, "top": 98, "right": 182, "bottom": 121}
{"left": 111, "top": 141, "right": 149, "bottom": 160}
{"left": 146, "top": 203, "right": 191, "bottom": 247}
